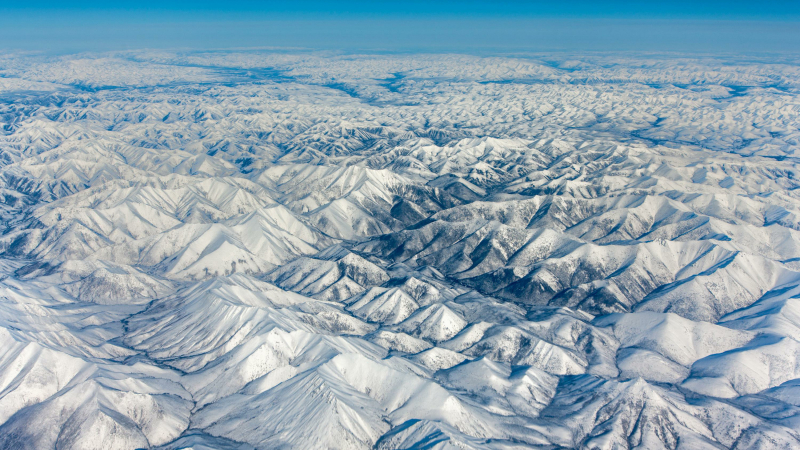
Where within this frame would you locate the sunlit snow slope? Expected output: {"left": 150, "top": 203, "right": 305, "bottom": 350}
{"left": 0, "top": 51, "right": 799, "bottom": 449}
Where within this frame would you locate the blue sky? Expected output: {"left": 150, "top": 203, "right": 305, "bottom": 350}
{"left": 2, "top": 1, "right": 799, "bottom": 53}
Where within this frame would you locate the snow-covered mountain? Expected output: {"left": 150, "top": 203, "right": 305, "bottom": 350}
{"left": 0, "top": 50, "right": 799, "bottom": 449}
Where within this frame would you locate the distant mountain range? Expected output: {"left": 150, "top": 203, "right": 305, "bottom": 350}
{"left": 0, "top": 51, "right": 799, "bottom": 449}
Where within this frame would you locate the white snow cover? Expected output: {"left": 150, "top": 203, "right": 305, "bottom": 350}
{"left": 0, "top": 50, "right": 799, "bottom": 449}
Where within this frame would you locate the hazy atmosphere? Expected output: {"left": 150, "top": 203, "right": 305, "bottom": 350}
{"left": 3, "top": 0, "right": 800, "bottom": 52}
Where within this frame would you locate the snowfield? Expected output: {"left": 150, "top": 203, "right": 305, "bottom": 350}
{"left": 0, "top": 50, "right": 799, "bottom": 449}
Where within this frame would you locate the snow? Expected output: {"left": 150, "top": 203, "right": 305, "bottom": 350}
{"left": 0, "top": 50, "right": 799, "bottom": 449}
